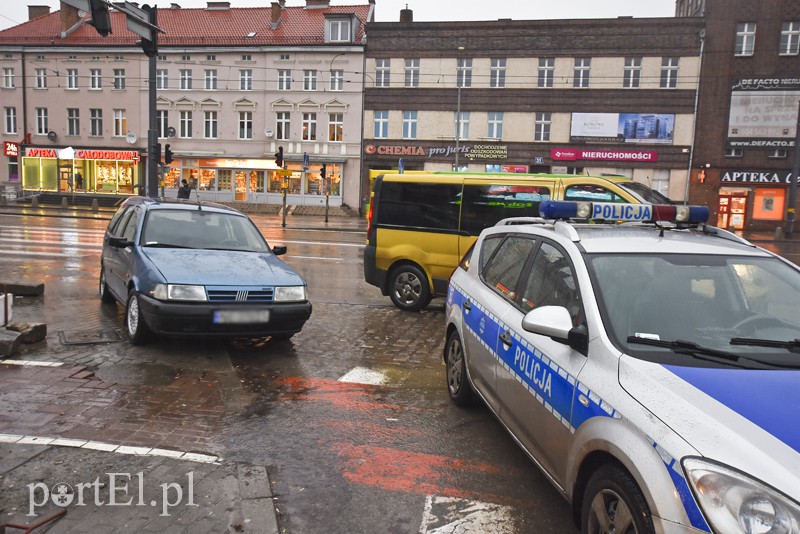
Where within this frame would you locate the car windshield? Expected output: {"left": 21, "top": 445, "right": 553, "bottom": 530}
{"left": 140, "top": 209, "right": 270, "bottom": 252}
{"left": 588, "top": 253, "right": 800, "bottom": 367}
{"left": 616, "top": 181, "right": 672, "bottom": 204}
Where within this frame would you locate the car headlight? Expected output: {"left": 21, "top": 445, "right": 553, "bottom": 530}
{"left": 683, "top": 457, "right": 800, "bottom": 534}
{"left": 152, "top": 284, "right": 207, "bottom": 302}
{"left": 274, "top": 286, "right": 306, "bottom": 302}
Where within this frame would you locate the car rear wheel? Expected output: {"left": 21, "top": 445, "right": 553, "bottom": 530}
{"left": 126, "top": 289, "right": 152, "bottom": 345}
{"left": 388, "top": 265, "right": 431, "bottom": 312}
{"left": 445, "top": 331, "right": 475, "bottom": 407}
{"left": 581, "top": 464, "right": 655, "bottom": 534}
{"left": 99, "top": 267, "right": 115, "bottom": 304}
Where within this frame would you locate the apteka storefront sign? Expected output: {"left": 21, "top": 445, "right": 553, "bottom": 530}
{"left": 721, "top": 169, "right": 797, "bottom": 184}
{"left": 25, "top": 147, "right": 140, "bottom": 162}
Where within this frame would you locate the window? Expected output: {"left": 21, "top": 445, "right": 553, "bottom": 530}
{"left": 455, "top": 111, "right": 470, "bottom": 140}
{"left": 402, "top": 111, "right": 418, "bottom": 139}
{"left": 2, "top": 68, "right": 14, "bottom": 88}
{"left": 330, "top": 69, "right": 344, "bottom": 91}
{"left": 565, "top": 184, "right": 625, "bottom": 202}
{"left": 157, "top": 54, "right": 166, "bottom": 61}
{"left": 35, "top": 68, "right": 47, "bottom": 89}
{"left": 67, "top": 108, "right": 80, "bottom": 136}
{"left": 404, "top": 59, "right": 419, "bottom": 88}
{"left": 534, "top": 112, "right": 551, "bottom": 142}
{"left": 660, "top": 57, "right": 679, "bottom": 88}
{"left": 573, "top": 58, "right": 591, "bottom": 88}
{"left": 490, "top": 58, "right": 506, "bottom": 88}
{"left": 239, "top": 111, "right": 252, "bottom": 139}
{"left": 241, "top": 54, "right": 251, "bottom": 61}
{"left": 725, "top": 148, "right": 744, "bottom": 157}
{"left": 376, "top": 59, "right": 390, "bottom": 87}
{"left": 111, "top": 70, "right": 127, "bottom": 91}
{"left": 36, "top": 108, "right": 48, "bottom": 135}
{"left": 329, "top": 112, "right": 343, "bottom": 142}
{"left": 156, "top": 69, "right": 168, "bottom": 89}
{"left": 67, "top": 68, "right": 78, "bottom": 89}
{"left": 204, "top": 111, "right": 217, "bottom": 139}
{"left": 277, "top": 112, "right": 290, "bottom": 140}
{"left": 180, "top": 69, "right": 192, "bottom": 90}
{"left": 280, "top": 53, "right": 290, "bottom": 60}
{"left": 157, "top": 110, "right": 168, "bottom": 138}
{"left": 4, "top": 107, "right": 17, "bottom": 134}
{"left": 205, "top": 69, "right": 218, "bottom": 90}
{"left": 457, "top": 57, "right": 472, "bottom": 88}
{"left": 487, "top": 112, "right": 503, "bottom": 139}
{"left": 768, "top": 148, "right": 788, "bottom": 158}
{"left": 328, "top": 18, "right": 351, "bottom": 42}
{"left": 90, "top": 69, "right": 102, "bottom": 90}
{"left": 278, "top": 69, "right": 292, "bottom": 90}
{"left": 482, "top": 236, "right": 537, "bottom": 304}
{"left": 180, "top": 110, "right": 193, "bottom": 138}
{"left": 113, "top": 109, "right": 126, "bottom": 137}
{"left": 239, "top": 69, "right": 252, "bottom": 90}
{"left": 624, "top": 57, "right": 641, "bottom": 88}
{"left": 735, "top": 22, "right": 756, "bottom": 56}
{"left": 303, "top": 70, "right": 317, "bottom": 91}
{"left": 302, "top": 112, "right": 317, "bottom": 140}
{"left": 90, "top": 109, "right": 103, "bottom": 136}
{"left": 373, "top": 111, "right": 388, "bottom": 138}
{"left": 206, "top": 54, "right": 216, "bottom": 61}
{"left": 460, "top": 185, "right": 550, "bottom": 236}
{"left": 780, "top": 21, "right": 800, "bottom": 55}
{"left": 375, "top": 182, "right": 461, "bottom": 231}
{"left": 520, "top": 243, "right": 580, "bottom": 323}
{"left": 181, "top": 55, "right": 191, "bottom": 62}
{"left": 538, "top": 58, "right": 554, "bottom": 88}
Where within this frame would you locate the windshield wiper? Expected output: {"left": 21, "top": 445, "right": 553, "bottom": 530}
{"left": 626, "top": 336, "right": 772, "bottom": 369}
{"left": 143, "top": 242, "right": 194, "bottom": 249}
{"left": 730, "top": 337, "right": 800, "bottom": 353}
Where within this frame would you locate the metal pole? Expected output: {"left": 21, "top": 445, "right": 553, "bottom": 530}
{"left": 454, "top": 46, "right": 464, "bottom": 171}
{"left": 683, "top": 29, "right": 705, "bottom": 204}
{"left": 784, "top": 100, "right": 800, "bottom": 237}
{"left": 146, "top": 8, "right": 159, "bottom": 198}
{"left": 281, "top": 166, "right": 287, "bottom": 228}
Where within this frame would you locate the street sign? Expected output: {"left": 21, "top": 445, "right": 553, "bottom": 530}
{"left": 398, "top": 158, "right": 405, "bottom": 174}
{"left": 302, "top": 152, "right": 309, "bottom": 170}
{"left": 275, "top": 169, "right": 292, "bottom": 177}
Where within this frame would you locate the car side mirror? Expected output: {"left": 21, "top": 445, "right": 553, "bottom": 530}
{"left": 109, "top": 236, "right": 134, "bottom": 248}
{"left": 521, "top": 305, "right": 588, "bottom": 355}
{"left": 272, "top": 245, "right": 287, "bottom": 256}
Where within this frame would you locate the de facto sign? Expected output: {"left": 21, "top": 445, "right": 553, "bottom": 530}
{"left": 551, "top": 148, "right": 659, "bottom": 162}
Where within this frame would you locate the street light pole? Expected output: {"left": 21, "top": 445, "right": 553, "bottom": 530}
{"left": 454, "top": 46, "right": 464, "bottom": 171}
{"left": 785, "top": 99, "right": 800, "bottom": 237}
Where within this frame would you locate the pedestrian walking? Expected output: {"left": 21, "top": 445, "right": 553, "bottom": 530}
{"left": 178, "top": 179, "right": 191, "bottom": 199}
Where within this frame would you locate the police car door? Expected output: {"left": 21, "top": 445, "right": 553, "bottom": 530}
{"left": 494, "top": 239, "right": 588, "bottom": 486}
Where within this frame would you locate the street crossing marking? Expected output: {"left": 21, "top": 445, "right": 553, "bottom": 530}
{"left": 339, "top": 366, "right": 387, "bottom": 385}
{"left": 419, "top": 495, "right": 515, "bottom": 533}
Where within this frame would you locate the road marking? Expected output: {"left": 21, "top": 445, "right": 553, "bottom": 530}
{"left": 289, "top": 255, "right": 344, "bottom": 262}
{"left": 0, "top": 359, "right": 64, "bottom": 367}
{"left": 339, "top": 366, "right": 387, "bottom": 385}
{"left": 0, "top": 237, "right": 102, "bottom": 248}
{"left": 0, "top": 248, "right": 73, "bottom": 258}
{"left": 420, "top": 495, "right": 515, "bottom": 533}
{"left": 276, "top": 239, "right": 364, "bottom": 248}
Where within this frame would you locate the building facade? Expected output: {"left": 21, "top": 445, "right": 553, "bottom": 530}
{"left": 0, "top": 0, "right": 374, "bottom": 209}
{"left": 361, "top": 13, "right": 705, "bottom": 203}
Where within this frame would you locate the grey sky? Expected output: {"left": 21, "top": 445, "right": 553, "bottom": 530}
{"left": 1, "top": 0, "right": 676, "bottom": 32}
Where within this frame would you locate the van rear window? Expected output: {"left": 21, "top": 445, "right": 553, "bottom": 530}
{"left": 377, "top": 182, "right": 461, "bottom": 231}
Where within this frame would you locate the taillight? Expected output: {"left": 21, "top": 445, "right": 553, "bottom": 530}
{"left": 366, "top": 198, "right": 375, "bottom": 240}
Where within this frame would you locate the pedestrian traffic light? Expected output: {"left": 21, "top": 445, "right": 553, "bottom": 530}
{"left": 87, "top": 0, "right": 112, "bottom": 37}
{"left": 275, "top": 146, "right": 284, "bottom": 168}
{"left": 320, "top": 164, "right": 327, "bottom": 181}
{"left": 164, "top": 144, "right": 174, "bottom": 164}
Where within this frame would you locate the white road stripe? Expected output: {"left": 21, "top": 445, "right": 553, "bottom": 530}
{"left": 0, "top": 225, "right": 107, "bottom": 235}
{"left": 0, "top": 248, "right": 73, "bottom": 258}
{"left": 0, "top": 237, "right": 102, "bottom": 248}
{"left": 339, "top": 366, "right": 387, "bottom": 385}
{"left": 0, "top": 359, "right": 64, "bottom": 367}
{"left": 419, "top": 495, "right": 515, "bottom": 533}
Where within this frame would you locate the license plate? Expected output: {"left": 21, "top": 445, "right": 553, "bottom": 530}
{"left": 213, "top": 309, "right": 270, "bottom": 324}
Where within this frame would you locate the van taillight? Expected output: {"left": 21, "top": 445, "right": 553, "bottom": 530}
{"left": 366, "top": 198, "right": 375, "bottom": 239}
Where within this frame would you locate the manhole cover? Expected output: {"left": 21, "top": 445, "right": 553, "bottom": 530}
{"left": 58, "top": 329, "right": 124, "bottom": 345}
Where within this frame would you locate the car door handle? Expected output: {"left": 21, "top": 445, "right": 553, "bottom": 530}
{"left": 499, "top": 330, "right": 513, "bottom": 347}
{"left": 463, "top": 300, "right": 472, "bottom": 312}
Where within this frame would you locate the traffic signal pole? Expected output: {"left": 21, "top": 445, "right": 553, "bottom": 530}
{"left": 145, "top": 6, "right": 159, "bottom": 198}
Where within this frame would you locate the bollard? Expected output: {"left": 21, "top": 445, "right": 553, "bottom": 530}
{"left": 61, "top": 197, "right": 68, "bottom": 208}
{"left": 92, "top": 198, "right": 99, "bottom": 212}
{"left": 775, "top": 226, "right": 784, "bottom": 240}
{"left": 31, "top": 196, "right": 39, "bottom": 208}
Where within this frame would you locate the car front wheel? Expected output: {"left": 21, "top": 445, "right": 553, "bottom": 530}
{"left": 581, "top": 464, "right": 655, "bottom": 534}
{"left": 388, "top": 264, "right": 431, "bottom": 312}
{"left": 445, "top": 330, "right": 475, "bottom": 407}
{"left": 99, "top": 267, "right": 115, "bottom": 304}
{"left": 126, "top": 289, "right": 152, "bottom": 345}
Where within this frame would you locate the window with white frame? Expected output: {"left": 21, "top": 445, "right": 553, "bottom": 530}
{"left": 180, "top": 110, "right": 193, "bottom": 138}
{"left": 735, "top": 22, "right": 756, "bottom": 56}
{"left": 90, "top": 69, "right": 102, "bottom": 89}
{"left": 780, "top": 21, "right": 800, "bottom": 55}
{"left": 180, "top": 69, "right": 192, "bottom": 90}
{"left": 4, "top": 107, "right": 17, "bottom": 134}
{"left": 487, "top": 112, "right": 503, "bottom": 139}
{"left": 113, "top": 109, "right": 126, "bottom": 137}
{"left": 278, "top": 69, "right": 292, "bottom": 90}
{"left": 457, "top": 57, "right": 472, "bottom": 88}
{"left": 156, "top": 69, "right": 168, "bottom": 89}
{"left": 205, "top": 69, "right": 217, "bottom": 90}
{"left": 67, "top": 108, "right": 80, "bottom": 136}
{"left": 157, "top": 54, "right": 166, "bottom": 61}
{"left": 405, "top": 58, "right": 419, "bottom": 88}
{"left": 490, "top": 58, "right": 506, "bottom": 88}
{"left": 534, "top": 112, "right": 551, "bottom": 142}
{"left": 90, "top": 108, "right": 102, "bottom": 136}
{"left": 277, "top": 112, "right": 290, "bottom": 140}
{"left": 204, "top": 111, "right": 218, "bottom": 139}
{"left": 239, "top": 69, "right": 252, "bottom": 91}
{"left": 304, "top": 70, "right": 317, "bottom": 91}
{"left": 157, "top": 110, "right": 168, "bottom": 138}
{"left": 725, "top": 148, "right": 744, "bottom": 157}
{"left": 35, "top": 68, "right": 47, "bottom": 89}
{"left": 330, "top": 69, "right": 344, "bottom": 91}
{"left": 329, "top": 112, "right": 343, "bottom": 142}
{"left": 623, "top": 57, "right": 641, "bottom": 88}
{"left": 113, "top": 69, "right": 125, "bottom": 89}
{"left": 239, "top": 111, "right": 253, "bottom": 139}
{"left": 181, "top": 55, "right": 191, "bottom": 61}
{"left": 376, "top": 59, "right": 390, "bottom": 87}
{"left": 454, "top": 111, "right": 470, "bottom": 140}
{"left": 768, "top": 148, "right": 788, "bottom": 158}
{"left": 573, "top": 58, "right": 591, "bottom": 88}
{"left": 660, "top": 57, "right": 679, "bottom": 88}
{"left": 67, "top": 68, "right": 78, "bottom": 89}
{"left": 36, "top": 107, "right": 48, "bottom": 134}
{"left": 327, "top": 18, "right": 351, "bottom": 42}
{"left": 241, "top": 54, "right": 251, "bottom": 61}
{"left": 206, "top": 54, "right": 216, "bottom": 61}
{"left": 538, "top": 57, "right": 555, "bottom": 88}
{"left": 373, "top": 111, "right": 388, "bottom": 138}
{"left": 302, "top": 112, "right": 317, "bottom": 140}
{"left": 402, "top": 111, "right": 418, "bottom": 139}
{"left": 2, "top": 68, "right": 14, "bottom": 88}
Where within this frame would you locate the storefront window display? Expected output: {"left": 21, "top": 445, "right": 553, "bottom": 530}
{"left": 199, "top": 169, "right": 216, "bottom": 191}
{"left": 218, "top": 169, "right": 232, "bottom": 191}
{"left": 163, "top": 167, "right": 180, "bottom": 189}
{"left": 249, "top": 170, "right": 264, "bottom": 193}
{"left": 305, "top": 163, "right": 341, "bottom": 195}
{"left": 22, "top": 148, "right": 141, "bottom": 194}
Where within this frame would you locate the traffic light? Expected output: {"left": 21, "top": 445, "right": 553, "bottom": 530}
{"left": 153, "top": 142, "right": 162, "bottom": 162}
{"left": 275, "top": 146, "right": 284, "bottom": 168}
{"left": 320, "top": 164, "right": 327, "bottom": 181}
{"left": 141, "top": 5, "right": 157, "bottom": 58}
{"left": 164, "top": 144, "right": 174, "bottom": 164}
{"left": 87, "top": 0, "right": 112, "bottom": 37}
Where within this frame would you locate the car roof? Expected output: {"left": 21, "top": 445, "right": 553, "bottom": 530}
{"left": 120, "top": 196, "right": 246, "bottom": 216}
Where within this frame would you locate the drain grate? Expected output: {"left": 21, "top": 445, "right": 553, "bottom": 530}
{"left": 58, "top": 329, "right": 125, "bottom": 345}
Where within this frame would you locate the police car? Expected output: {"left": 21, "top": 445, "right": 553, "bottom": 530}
{"left": 444, "top": 201, "right": 800, "bottom": 534}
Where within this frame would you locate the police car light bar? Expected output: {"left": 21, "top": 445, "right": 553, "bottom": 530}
{"left": 539, "top": 201, "right": 710, "bottom": 224}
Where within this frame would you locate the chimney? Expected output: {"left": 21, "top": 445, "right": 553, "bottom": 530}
{"left": 305, "top": 0, "right": 330, "bottom": 7}
{"left": 28, "top": 5, "right": 51, "bottom": 21}
{"left": 206, "top": 1, "right": 231, "bottom": 9}
{"left": 60, "top": 2, "right": 81, "bottom": 33}
{"left": 400, "top": 6, "right": 413, "bottom": 22}
{"left": 170, "top": 3, "right": 181, "bottom": 8}
{"left": 271, "top": 2, "right": 282, "bottom": 26}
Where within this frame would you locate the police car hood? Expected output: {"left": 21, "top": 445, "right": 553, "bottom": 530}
{"left": 619, "top": 356, "right": 800, "bottom": 496}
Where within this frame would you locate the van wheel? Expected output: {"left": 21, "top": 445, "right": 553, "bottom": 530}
{"left": 126, "top": 290, "right": 152, "bottom": 345}
{"left": 445, "top": 331, "right": 475, "bottom": 407}
{"left": 388, "top": 265, "right": 431, "bottom": 312}
{"left": 581, "top": 464, "right": 654, "bottom": 534}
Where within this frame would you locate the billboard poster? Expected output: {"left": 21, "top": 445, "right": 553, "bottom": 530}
{"left": 570, "top": 113, "right": 674, "bottom": 144}
{"left": 727, "top": 77, "right": 800, "bottom": 148}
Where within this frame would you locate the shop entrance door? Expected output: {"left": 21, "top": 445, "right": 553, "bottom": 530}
{"left": 718, "top": 194, "right": 748, "bottom": 230}
{"left": 235, "top": 171, "right": 247, "bottom": 201}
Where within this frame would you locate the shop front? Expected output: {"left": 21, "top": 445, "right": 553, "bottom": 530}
{"left": 21, "top": 147, "right": 141, "bottom": 194}
{"left": 718, "top": 169, "right": 796, "bottom": 231}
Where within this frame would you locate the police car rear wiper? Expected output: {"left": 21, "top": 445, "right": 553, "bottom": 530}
{"left": 730, "top": 337, "right": 800, "bottom": 352}
{"left": 626, "top": 336, "right": 766, "bottom": 369}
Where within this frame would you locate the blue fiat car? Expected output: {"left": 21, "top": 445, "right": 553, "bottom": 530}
{"left": 99, "top": 197, "right": 311, "bottom": 344}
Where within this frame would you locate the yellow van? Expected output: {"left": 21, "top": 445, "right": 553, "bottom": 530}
{"left": 363, "top": 172, "right": 670, "bottom": 311}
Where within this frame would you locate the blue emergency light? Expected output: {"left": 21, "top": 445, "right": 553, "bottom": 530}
{"left": 539, "top": 201, "right": 710, "bottom": 224}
